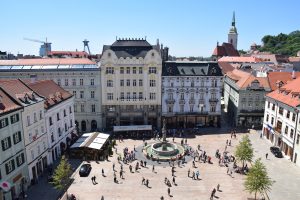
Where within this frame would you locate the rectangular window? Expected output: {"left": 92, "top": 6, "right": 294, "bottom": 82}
{"left": 49, "top": 117, "right": 53, "bottom": 126}
{"left": 180, "top": 105, "right": 184, "bottom": 112}
{"left": 133, "top": 67, "right": 136, "bottom": 74}
{"left": 39, "top": 110, "right": 43, "bottom": 120}
{"left": 180, "top": 93, "right": 184, "bottom": 100}
{"left": 5, "top": 159, "right": 15, "bottom": 175}
{"left": 13, "top": 131, "right": 22, "bottom": 144}
{"left": 290, "top": 129, "right": 294, "bottom": 139}
{"left": 90, "top": 79, "right": 94, "bottom": 86}
{"left": 297, "top": 134, "right": 300, "bottom": 144}
{"left": 72, "top": 79, "right": 76, "bottom": 86}
{"left": 133, "top": 80, "right": 137, "bottom": 86}
{"left": 63, "top": 109, "right": 66, "bottom": 117}
{"left": 16, "top": 153, "right": 25, "bottom": 167}
{"left": 271, "top": 117, "right": 274, "bottom": 125}
{"left": 80, "top": 91, "right": 84, "bottom": 99}
{"left": 149, "top": 67, "right": 157, "bottom": 74}
{"left": 276, "top": 121, "right": 282, "bottom": 132}
{"left": 120, "top": 80, "right": 124, "bottom": 87}
{"left": 1, "top": 136, "right": 12, "bottom": 151}
{"left": 139, "top": 92, "right": 143, "bottom": 99}
{"left": 126, "top": 79, "right": 130, "bottom": 86}
{"left": 266, "top": 114, "right": 269, "bottom": 122}
{"left": 91, "top": 104, "right": 95, "bottom": 113}
{"left": 69, "top": 106, "right": 72, "bottom": 113}
{"left": 106, "top": 67, "right": 114, "bottom": 74}
{"left": 286, "top": 111, "right": 290, "bottom": 119}
{"left": 57, "top": 113, "right": 60, "bottom": 121}
{"left": 65, "top": 79, "right": 69, "bottom": 86}
{"left": 73, "top": 91, "right": 77, "bottom": 98}
{"left": 150, "top": 93, "right": 156, "bottom": 100}
{"left": 57, "top": 79, "right": 61, "bottom": 86}
{"left": 107, "top": 80, "right": 113, "bottom": 87}
{"left": 139, "top": 67, "right": 143, "bottom": 74}
{"left": 10, "top": 114, "right": 19, "bottom": 124}
{"left": 126, "top": 92, "right": 130, "bottom": 99}
{"left": 58, "top": 128, "right": 61, "bottom": 137}
{"left": 292, "top": 113, "right": 296, "bottom": 122}
{"left": 279, "top": 107, "right": 283, "bottom": 115}
{"left": 133, "top": 92, "right": 137, "bottom": 100}
{"left": 210, "top": 105, "right": 216, "bottom": 112}
{"left": 190, "top": 105, "right": 194, "bottom": 112}
{"left": 27, "top": 116, "right": 30, "bottom": 126}
{"left": 120, "top": 67, "right": 124, "bottom": 74}
{"left": 126, "top": 67, "right": 130, "bottom": 74}
{"left": 34, "top": 113, "right": 37, "bottom": 122}
{"left": 168, "top": 93, "right": 173, "bottom": 100}
{"left": 139, "top": 79, "right": 143, "bottom": 86}
{"left": 150, "top": 80, "right": 156, "bottom": 87}
{"left": 267, "top": 102, "right": 270, "bottom": 109}
{"left": 120, "top": 92, "right": 124, "bottom": 100}
{"left": 81, "top": 104, "right": 85, "bottom": 112}
{"left": 285, "top": 125, "right": 288, "bottom": 135}
{"left": 107, "top": 93, "right": 113, "bottom": 100}
{"left": 74, "top": 105, "right": 77, "bottom": 113}
{"left": 80, "top": 79, "right": 84, "bottom": 86}
{"left": 91, "top": 91, "right": 95, "bottom": 98}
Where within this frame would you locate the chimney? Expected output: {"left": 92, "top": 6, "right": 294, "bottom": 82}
{"left": 292, "top": 70, "right": 296, "bottom": 79}
{"left": 30, "top": 74, "right": 37, "bottom": 83}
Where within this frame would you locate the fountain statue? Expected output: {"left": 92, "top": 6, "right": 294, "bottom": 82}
{"left": 143, "top": 118, "right": 185, "bottom": 161}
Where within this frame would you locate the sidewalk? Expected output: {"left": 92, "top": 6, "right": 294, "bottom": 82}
{"left": 249, "top": 131, "right": 300, "bottom": 200}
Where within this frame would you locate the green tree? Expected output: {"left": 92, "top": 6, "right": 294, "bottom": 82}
{"left": 234, "top": 135, "right": 254, "bottom": 168}
{"left": 51, "top": 155, "right": 72, "bottom": 190}
{"left": 244, "top": 158, "right": 274, "bottom": 200}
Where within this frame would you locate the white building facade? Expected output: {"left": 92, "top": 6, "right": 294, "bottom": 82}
{"left": 162, "top": 61, "right": 223, "bottom": 128}
{"left": 100, "top": 39, "right": 163, "bottom": 130}
{"left": 0, "top": 90, "right": 29, "bottom": 200}
{"left": 0, "top": 58, "right": 102, "bottom": 133}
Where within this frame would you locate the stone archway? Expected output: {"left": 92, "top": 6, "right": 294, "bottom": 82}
{"left": 91, "top": 120, "right": 97, "bottom": 131}
{"left": 81, "top": 120, "right": 86, "bottom": 132}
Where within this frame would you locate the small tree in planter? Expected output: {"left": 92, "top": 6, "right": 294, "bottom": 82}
{"left": 51, "top": 155, "right": 72, "bottom": 190}
{"left": 235, "top": 135, "right": 254, "bottom": 168}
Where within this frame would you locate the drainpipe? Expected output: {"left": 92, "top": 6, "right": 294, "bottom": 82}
{"left": 292, "top": 109, "right": 299, "bottom": 163}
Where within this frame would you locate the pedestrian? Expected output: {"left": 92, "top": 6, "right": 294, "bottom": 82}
{"left": 229, "top": 140, "right": 231, "bottom": 146}
{"left": 192, "top": 161, "right": 195, "bottom": 168}
{"left": 225, "top": 145, "right": 227, "bottom": 151}
{"left": 226, "top": 139, "right": 228, "bottom": 145}
{"left": 172, "top": 176, "right": 175, "bottom": 184}
{"left": 101, "top": 196, "right": 104, "bottom": 200}
{"left": 217, "top": 184, "right": 220, "bottom": 191}
{"left": 168, "top": 188, "right": 171, "bottom": 196}
{"left": 152, "top": 165, "right": 155, "bottom": 172}
{"left": 160, "top": 196, "right": 164, "bottom": 200}
{"left": 266, "top": 153, "right": 268, "bottom": 159}
{"left": 144, "top": 161, "right": 147, "bottom": 167}
{"left": 146, "top": 179, "right": 149, "bottom": 187}
{"left": 192, "top": 171, "right": 195, "bottom": 180}
{"left": 91, "top": 176, "right": 94, "bottom": 184}
{"left": 94, "top": 175, "right": 97, "bottom": 183}
{"left": 113, "top": 163, "right": 115, "bottom": 171}
{"left": 102, "top": 168, "right": 104, "bottom": 176}
{"left": 188, "top": 168, "right": 190, "bottom": 177}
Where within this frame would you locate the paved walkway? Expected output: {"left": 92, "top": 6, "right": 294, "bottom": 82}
{"left": 249, "top": 131, "right": 300, "bottom": 200}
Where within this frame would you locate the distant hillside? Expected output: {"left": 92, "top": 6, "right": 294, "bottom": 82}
{"left": 259, "top": 30, "right": 300, "bottom": 56}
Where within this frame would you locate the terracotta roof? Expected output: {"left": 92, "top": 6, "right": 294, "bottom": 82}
{"left": 24, "top": 80, "right": 73, "bottom": 109}
{"left": 218, "top": 56, "right": 262, "bottom": 63}
{"left": 48, "top": 51, "right": 88, "bottom": 57}
{"left": 212, "top": 43, "right": 239, "bottom": 57}
{"left": 267, "top": 72, "right": 300, "bottom": 91}
{"left": 0, "top": 88, "right": 22, "bottom": 115}
{"left": 226, "top": 69, "right": 270, "bottom": 89}
{"left": 0, "top": 58, "right": 95, "bottom": 66}
{"left": 218, "top": 62, "right": 234, "bottom": 74}
{"left": 267, "top": 77, "right": 300, "bottom": 107}
{"left": 0, "top": 79, "right": 41, "bottom": 105}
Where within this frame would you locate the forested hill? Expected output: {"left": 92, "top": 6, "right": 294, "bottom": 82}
{"left": 259, "top": 30, "right": 300, "bottom": 56}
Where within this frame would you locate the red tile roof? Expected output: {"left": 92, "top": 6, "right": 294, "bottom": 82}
{"left": 267, "top": 77, "right": 300, "bottom": 107}
{"left": 226, "top": 69, "right": 270, "bottom": 89}
{"left": 0, "top": 79, "right": 39, "bottom": 105}
{"left": 0, "top": 88, "right": 22, "bottom": 115}
{"left": 267, "top": 72, "right": 300, "bottom": 91}
{"left": 212, "top": 43, "right": 239, "bottom": 57}
{"left": 218, "top": 62, "right": 234, "bottom": 74}
{"left": 0, "top": 58, "right": 95, "bottom": 66}
{"left": 218, "top": 56, "right": 262, "bottom": 63}
{"left": 24, "top": 80, "right": 73, "bottom": 109}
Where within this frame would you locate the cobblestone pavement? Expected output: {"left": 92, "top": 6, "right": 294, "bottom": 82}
{"left": 68, "top": 131, "right": 248, "bottom": 200}
{"left": 249, "top": 131, "right": 300, "bottom": 200}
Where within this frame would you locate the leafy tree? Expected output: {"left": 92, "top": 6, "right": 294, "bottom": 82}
{"left": 234, "top": 135, "right": 254, "bottom": 168}
{"left": 51, "top": 155, "right": 72, "bottom": 190}
{"left": 244, "top": 158, "right": 274, "bottom": 200}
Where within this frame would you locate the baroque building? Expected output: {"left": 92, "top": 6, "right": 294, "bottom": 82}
{"left": 100, "top": 38, "right": 165, "bottom": 130}
{"left": 162, "top": 61, "right": 223, "bottom": 128}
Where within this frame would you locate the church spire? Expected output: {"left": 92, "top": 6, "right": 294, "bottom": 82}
{"left": 232, "top": 11, "right": 236, "bottom": 26}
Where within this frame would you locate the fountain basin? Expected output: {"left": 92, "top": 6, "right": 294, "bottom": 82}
{"left": 151, "top": 142, "right": 179, "bottom": 156}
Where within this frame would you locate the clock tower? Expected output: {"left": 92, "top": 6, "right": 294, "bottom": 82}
{"left": 228, "top": 12, "right": 238, "bottom": 50}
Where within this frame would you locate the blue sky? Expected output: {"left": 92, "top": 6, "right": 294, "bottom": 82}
{"left": 1, "top": 0, "right": 299, "bottom": 57}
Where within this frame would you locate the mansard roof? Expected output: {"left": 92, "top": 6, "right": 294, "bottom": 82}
{"left": 162, "top": 61, "right": 223, "bottom": 76}
{"left": 102, "top": 38, "right": 156, "bottom": 58}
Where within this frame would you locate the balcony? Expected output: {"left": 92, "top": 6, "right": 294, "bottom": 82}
{"left": 189, "top": 99, "right": 195, "bottom": 104}
{"left": 165, "top": 99, "right": 175, "bottom": 104}
{"left": 179, "top": 99, "right": 185, "bottom": 104}
{"left": 209, "top": 98, "right": 219, "bottom": 103}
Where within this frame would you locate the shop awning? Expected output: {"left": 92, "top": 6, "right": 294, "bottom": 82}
{"left": 70, "top": 132, "right": 110, "bottom": 150}
{"left": 113, "top": 125, "right": 152, "bottom": 132}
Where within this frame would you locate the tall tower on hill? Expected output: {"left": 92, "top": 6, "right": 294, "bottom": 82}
{"left": 228, "top": 11, "right": 238, "bottom": 50}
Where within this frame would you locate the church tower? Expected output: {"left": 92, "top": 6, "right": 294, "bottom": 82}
{"left": 228, "top": 11, "right": 238, "bottom": 50}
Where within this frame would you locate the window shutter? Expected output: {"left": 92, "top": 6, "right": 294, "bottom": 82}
{"left": 12, "top": 160, "right": 15, "bottom": 170}
{"left": 16, "top": 114, "right": 19, "bottom": 121}
{"left": 18, "top": 131, "right": 22, "bottom": 142}
{"left": 1, "top": 140, "right": 5, "bottom": 151}
{"left": 8, "top": 137, "right": 11, "bottom": 148}
{"left": 5, "top": 163, "right": 9, "bottom": 174}
{"left": 5, "top": 118, "right": 8, "bottom": 126}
